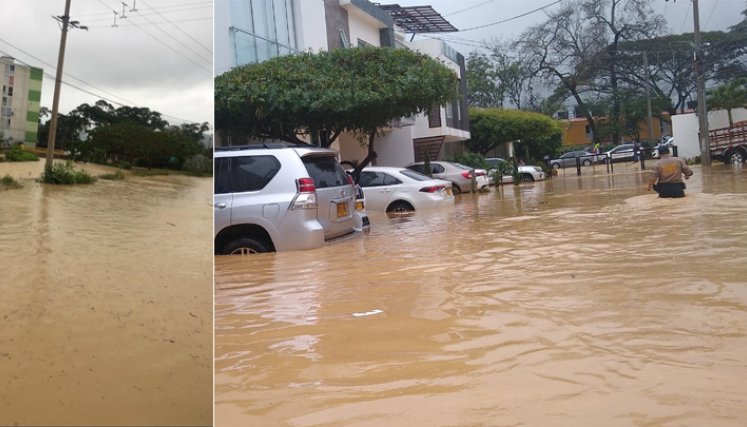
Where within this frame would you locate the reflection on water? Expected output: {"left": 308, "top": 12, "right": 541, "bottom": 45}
{"left": 0, "top": 162, "right": 212, "bottom": 425}
{"left": 216, "top": 164, "right": 747, "bottom": 426}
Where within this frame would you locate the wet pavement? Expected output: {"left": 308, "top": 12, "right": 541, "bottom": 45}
{"left": 0, "top": 161, "right": 213, "bottom": 425}
{"left": 215, "top": 162, "right": 747, "bottom": 426}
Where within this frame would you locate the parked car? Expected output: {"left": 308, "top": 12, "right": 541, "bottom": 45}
{"left": 357, "top": 166, "right": 455, "bottom": 213}
{"left": 214, "top": 143, "right": 361, "bottom": 254}
{"left": 651, "top": 136, "right": 675, "bottom": 159}
{"left": 405, "top": 161, "right": 489, "bottom": 194}
{"left": 602, "top": 143, "right": 638, "bottom": 163}
{"left": 485, "top": 158, "right": 546, "bottom": 183}
{"left": 549, "top": 151, "right": 598, "bottom": 169}
{"left": 345, "top": 170, "right": 371, "bottom": 232}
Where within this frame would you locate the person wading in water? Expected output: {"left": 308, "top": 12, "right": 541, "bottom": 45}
{"left": 647, "top": 145, "right": 693, "bottom": 198}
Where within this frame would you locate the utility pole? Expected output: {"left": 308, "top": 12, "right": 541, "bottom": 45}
{"left": 665, "top": 0, "right": 710, "bottom": 165}
{"left": 692, "top": 0, "right": 711, "bottom": 166}
{"left": 46, "top": 0, "right": 72, "bottom": 170}
{"left": 46, "top": 0, "right": 86, "bottom": 170}
{"left": 643, "top": 51, "right": 654, "bottom": 148}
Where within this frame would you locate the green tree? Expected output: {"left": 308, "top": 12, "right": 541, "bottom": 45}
{"left": 708, "top": 78, "right": 747, "bottom": 127}
{"left": 467, "top": 107, "right": 562, "bottom": 161}
{"left": 215, "top": 46, "right": 458, "bottom": 175}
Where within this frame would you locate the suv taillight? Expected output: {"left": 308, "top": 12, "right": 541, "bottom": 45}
{"left": 461, "top": 171, "right": 472, "bottom": 179}
{"left": 346, "top": 174, "right": 354, "bottom": 186}
{"left": 297, "top": 177, "right": 316, "bottom": 193}
{"left": 291, "top": 177, "right": 317, "bottom": 210}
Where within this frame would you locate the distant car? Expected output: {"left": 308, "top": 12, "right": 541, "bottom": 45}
{"left": 602, "top": 143, "right": 638, "bottom": 163}
{"left": 549, "top": 151, "right": 598, "bottom": 169}
{"left": 651, "top": 137, "right": 675, "bottom": 159}
{"left": 357, "top": 167, "right": 455, "bottom": 213}
{"left": 405, "top": 161, "right": 489, "bottom": 194}
{"left": 485, "top": 158, "right": 546, "bottom": 183}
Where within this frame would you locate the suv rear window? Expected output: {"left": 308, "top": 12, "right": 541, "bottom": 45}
{"left": 302, "top": 156, "right": 347, "bottom": 188}
{"left": 214, "top": 155, "right": 281, "bottom": 194}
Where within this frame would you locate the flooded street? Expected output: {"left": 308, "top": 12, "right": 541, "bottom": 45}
{"left": 0, "top": 161, "right": 213, "bottom": 425}
{"left": 215, "top": 162, "right": 747, "bottom": 426}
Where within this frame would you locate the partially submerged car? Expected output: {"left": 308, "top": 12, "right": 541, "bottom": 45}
{"left": 405, "top": 161, "right": 489, "bottom": 194}
{"left": 357, "top": 166, "right": 455, "bottom": 213}
{"left": 214, "top": 143, "right": 362, "bottom": 254}
{"left": 485, "top": 158, "right": 546, "bottom": 183}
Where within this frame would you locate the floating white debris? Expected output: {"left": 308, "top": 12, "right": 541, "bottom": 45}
{"left": 352, "top": 309, "right": 383, "bottom": 318}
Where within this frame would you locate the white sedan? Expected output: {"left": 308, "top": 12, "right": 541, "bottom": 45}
{"left": 357, "top": 167, "right": 455, "bottom": 213}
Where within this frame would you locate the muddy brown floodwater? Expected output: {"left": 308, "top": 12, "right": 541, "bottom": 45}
{"left": 216, "top": 162, "right": 747, "bottom": 426}
{"left": 0, "top": 161, "right": 212, "bottom": 425}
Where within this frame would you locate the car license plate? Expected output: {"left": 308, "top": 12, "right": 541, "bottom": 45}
{"left": 445, "top": 187, "right": 453, "bottom": 196}
{"left": 337, "top": 202, "right": 348, "bottom": 218}
{"left": 355, "top": 201, "right": 364, "bottom": 211}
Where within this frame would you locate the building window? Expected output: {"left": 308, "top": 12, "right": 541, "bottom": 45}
{"left": 357, "top": 38, "right": 371, "bottom": 48}
{"left": 585, "top": 125, "right": 593, "bottom": 141}
{"left": 8, "top": 75, "right": 13, "bottom": 86}
{"left": 230, "top": 0, "right": 296, "bottom": 66}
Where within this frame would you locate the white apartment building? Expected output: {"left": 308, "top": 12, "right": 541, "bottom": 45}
{"left": 1, "top": 56, "right": 43, "bottom": 147}
{"left": 214, "top": 0, "right": 470, "bottom": 166}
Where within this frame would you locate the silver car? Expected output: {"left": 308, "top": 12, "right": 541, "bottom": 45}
{"left": 214, "top": 143, "right": 359, "bottom": 254}
{"left": 549, "top": 151, "right": 598, "bottom": 168}
{"left": 405, "top": 161, "right": 489, "bottom": 194}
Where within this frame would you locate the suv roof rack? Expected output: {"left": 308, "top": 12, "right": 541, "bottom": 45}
{"left": 215, "top": 142, "right": 314, "bottom": 151}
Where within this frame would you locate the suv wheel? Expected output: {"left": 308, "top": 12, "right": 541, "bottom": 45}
{"left": 224, "top": 237, "right": 271, "bottom": 255}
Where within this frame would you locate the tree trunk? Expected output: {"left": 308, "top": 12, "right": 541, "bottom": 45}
{"left": 352, "top": 132, "right": 378, "bottom": 183}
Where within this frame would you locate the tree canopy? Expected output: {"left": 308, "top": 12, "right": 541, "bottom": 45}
{"left": 214, "top": 46, "right": 459, "bottom": 148}
{"left": 467, "top": 107, "right": 562, "bottom": 159}
{"left": 37, "top": 100, "right": 210, "bottom": 172}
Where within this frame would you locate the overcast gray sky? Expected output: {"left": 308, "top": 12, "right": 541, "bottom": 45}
{"left": 392, "top": 0, "right": 747, "bottom": 56}
{"left": 0, "top": 0, "right": 212, "bottom": 128}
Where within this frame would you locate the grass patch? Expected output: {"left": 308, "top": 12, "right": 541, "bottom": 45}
{"left": 41, "top": 162, "right": 97, "bottom": 185}
{"left": 3, "top": 146, "right": 39, "bottom": 162}
{"left": 99, "top": 170, "right": 125, "bottom": 180}
{"left": 1, "top": 174, "right": 23, "bottom": 190}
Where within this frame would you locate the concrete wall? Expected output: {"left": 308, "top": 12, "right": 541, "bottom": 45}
{"left": 294, "top": 0, "right": 327, "bottom": 53}
{"left": 671, "top": 108, "right": 747, "bottom": 160}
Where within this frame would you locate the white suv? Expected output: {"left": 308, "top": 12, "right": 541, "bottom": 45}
{"left": 214, "top": 143, "right": 361, "bottom": 254}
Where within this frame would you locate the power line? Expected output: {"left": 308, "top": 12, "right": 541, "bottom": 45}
{"left": 86, "top": 16, "right": 211, "bottom": 29}
{"left": 140, "top": 0, "right": 212, "bottom": 55}
{"left": 0, "top": 45, "right": 202, "bottom": 125}
{"left": 97, "top": 0, "right": 212, "bottom": 69}
{"left": 705, "top": 0, "right": 718, "bottom": 28}
{"left": 443, "top": 0, "right": 500, "bottom": 17}
{"left": 75, "top": 1, "right": 210, "bottom": 18}
{"left": 0, "top": 39, "right": 140, "bottom": 107}
{"left": 459, "top": 0, "right": 563, "bottom": 32}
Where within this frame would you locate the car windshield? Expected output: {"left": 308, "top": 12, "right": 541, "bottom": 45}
{"left": 400, "top": 169, "right": 430, "bottom": 181}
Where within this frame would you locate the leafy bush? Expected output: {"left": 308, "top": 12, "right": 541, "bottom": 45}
{"left": 182, "top": 154, "right": 212, "bottom": 176}
{"left": 1, "top": 174, "right": 22, "bottom": 190}
{"left": 99, "top": 171, "right": 125, "bottom": 180}
{"left": 4, "top": 146, "right": 39, "bottom": 162}
{"left": 453, "top": 152, "right": 488, "bottom": 170}
{"left": 41, "top": 162, "right": 96, "bottom": 185}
